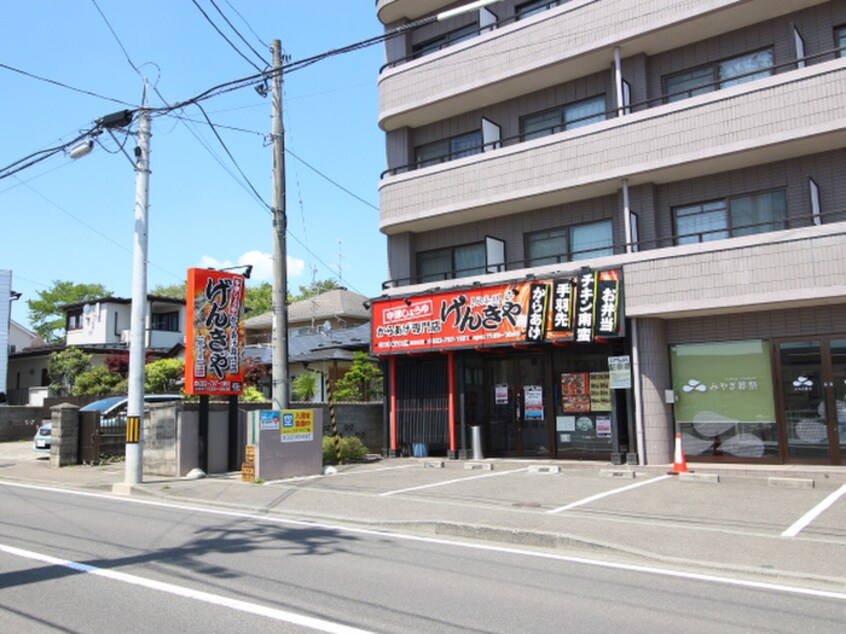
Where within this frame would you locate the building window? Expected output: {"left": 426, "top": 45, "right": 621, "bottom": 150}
{"left": 673, "top": 190, "right": 787, "bottom": 245}
{"left": 66, "top": 309, "right": 83, "bottom": 331}
{"left": 413, "top": 23, "right": 478, "bottom": 58}
{"left": 670, "top": 340, "right": 778, "bottom": 459}
{"left": 836, "top": 26, "right": 846, "bottom": 57}
{"left": 415, "top": 130, "right": 483, "bottom": 168}
{"left": 520, "top": 96, "right": 606, "bottom": 141}
{"left": 664, "top": 48, "right": 774, "bottom": 103}
{"left": 150, "top": 311, "right": 180, "bottom": 332}
{"left": 516, "top": 0, "right": 570, "bottom": 21}
{"left": 418, "top": 242, "right": 486, "bottom": 282}
{"left": 525, "top": 220, "right": 614, "bottom": 266}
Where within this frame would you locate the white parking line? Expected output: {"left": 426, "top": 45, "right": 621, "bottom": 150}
{"left": 265, "top": 463, "right": 417, "bottom": 485}
{"left": 546, "top": 475, "right": 671, "bottom": 514}
{"left": 0, "top": 542, "right": 373, "bottom": 633}
{"left": 781, "top": 482, "right": 846, "bottom": 538}
{"left": 380, "top": 468, "right": 529, "bottom": 497}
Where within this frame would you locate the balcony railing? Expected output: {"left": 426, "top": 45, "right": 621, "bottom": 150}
{"left": 380, "top": 0, "right": 576, "bottom": 73}
{"left": 381, "top": 45, "right": 844, "bottom": 179}
{"left": 381, "top": 207, "right": 846, "bottom": 289}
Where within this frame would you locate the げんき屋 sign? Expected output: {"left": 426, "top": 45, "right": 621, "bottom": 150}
{"left": 371, "top": 269, "right": 623, "bottom": 354}
{"left": 184, "top": 268, "right": 245, "bottom": 395}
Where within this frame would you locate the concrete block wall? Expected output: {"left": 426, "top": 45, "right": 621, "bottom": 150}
{"left": 0, "top": 406, "right": 42, "bottom": 441}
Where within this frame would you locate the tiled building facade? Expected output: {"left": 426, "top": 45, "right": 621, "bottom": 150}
{"left": 371, "top": 0, "right": 846, "bottom": 465}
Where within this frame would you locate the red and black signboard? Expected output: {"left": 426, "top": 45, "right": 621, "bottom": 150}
{"left": 371, "top": 269, "right": 623, "bottom": 355}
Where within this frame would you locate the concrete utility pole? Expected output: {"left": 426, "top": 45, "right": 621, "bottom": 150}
{"left": 124, "top": 89, "right": 151, "bottom": 487}
{"left": 271, "top": 39, "right": 289, "bottom": 410}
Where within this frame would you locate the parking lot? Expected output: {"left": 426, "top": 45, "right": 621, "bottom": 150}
{"left": 2, "top": 440, "right": 845, "bottom": 585}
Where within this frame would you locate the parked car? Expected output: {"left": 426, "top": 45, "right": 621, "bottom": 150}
{"left": 32, "top": 423, "right": 52, "bottom": 453}
{"left": 79, "top": 394, "right": 183, "bottom": 427}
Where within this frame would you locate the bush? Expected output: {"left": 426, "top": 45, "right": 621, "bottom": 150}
{"left": 322, "top": 435, "right": 368, "bottom": 465}
{"left": 241, "top": 386, "right": 266, "bottom": 402}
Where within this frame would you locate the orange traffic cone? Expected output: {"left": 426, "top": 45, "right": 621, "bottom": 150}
{"left": 668, "top": 433, "right": 690, "bottom": 475}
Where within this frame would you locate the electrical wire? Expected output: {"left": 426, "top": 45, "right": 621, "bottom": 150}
{"left": 207, "top": 0, "right": 268, "bottom": 67}
{"left": 222, "top": 0, "right": 269, "bottom": 49}
{"left": 191, "top": 0, "right": 265, "bottom": 73}
{"left": 0, "top": 63, "right": 134, "bottom": 107}
{"left": 192, "top": 101, "right": 270, "bottom": 208}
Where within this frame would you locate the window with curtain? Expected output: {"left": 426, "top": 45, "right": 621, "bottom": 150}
{"left": 525, "top": 220, "right": 613, "bottom": 265}
{"left": 150, "top": 311, "right": 180, "bottom": 332}
{"left": 673, "top": 190, "right": 787, "bottom": 245}
{"left": 664, "top": 48, "right": 774, "bottom": 102}
{"left": 418, "top": 243, "right": 486, "bottom": 282}
{"left": 520, "top": 95, "right": 606, "bottom": 141}
{"left": 415, "top": 130, "right": 483, "bottom": 168}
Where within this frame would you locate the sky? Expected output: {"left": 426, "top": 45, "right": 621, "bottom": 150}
{"left": 1, "top": 1, "right": 386, "bottom": 330}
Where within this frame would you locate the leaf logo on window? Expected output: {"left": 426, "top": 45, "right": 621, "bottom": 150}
{"left": 682, "top": 379, "right": 708, "bottom": 393}
{"left": 792, "top": 376, "right": 814, "bottom": 390}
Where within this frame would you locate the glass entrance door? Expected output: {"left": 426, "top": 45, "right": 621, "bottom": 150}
{"left": 486, "top": 356, "right": 551, "bottom": 457}
{"left": 777, "top": 339, "right": 845, "bottom": 464}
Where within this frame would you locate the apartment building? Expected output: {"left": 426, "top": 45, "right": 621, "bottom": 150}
{"left": 371, "top": 0, "right": 846, "bottom": 465}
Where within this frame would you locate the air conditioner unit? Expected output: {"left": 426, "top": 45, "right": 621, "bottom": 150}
{"left": 120, "top": 329, "right": 131, "bottom": 344}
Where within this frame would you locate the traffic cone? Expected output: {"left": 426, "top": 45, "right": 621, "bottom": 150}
{"left": 668, "top": 433, "right": 690, "bottom": 475}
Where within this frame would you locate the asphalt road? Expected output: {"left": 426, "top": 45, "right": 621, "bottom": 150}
{"left": 1, "top": 482, "right": 844, "bottom": 633}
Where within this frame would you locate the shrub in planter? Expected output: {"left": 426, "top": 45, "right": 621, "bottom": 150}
{"left": 322, "top": 435, "right": 369, "bottom": 465}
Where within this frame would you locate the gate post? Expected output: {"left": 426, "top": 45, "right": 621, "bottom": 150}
{"left": 50, "top": 403, "right": 80, "bottom": 467}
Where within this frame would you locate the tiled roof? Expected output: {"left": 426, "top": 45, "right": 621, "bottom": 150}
{"left": 245, "top": 288, "right": 370, "bottom": 330}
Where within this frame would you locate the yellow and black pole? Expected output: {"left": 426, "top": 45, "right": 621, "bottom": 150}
{"left": 326, "top": 378, "right": 342, "bottom": 465}
{"left": 126, "top": 416, "right": 141, "bottom": 445}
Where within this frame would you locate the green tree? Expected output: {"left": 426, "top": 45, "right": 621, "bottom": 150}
{"left": 28, "top": 280, "right": 110, "bottom": 343}
{"left": 145, "top": 358, "right": 184, "bottom": 393}
{"left": 292, "top": 372, "right": 319, "bottom": 401}
{"left": 48, "top": 348, "right": 92, "bottom": 396}
{"left": 293, "top": 278, "right": 339, "bottom": 302}
{"left": 246, "top": 282, "right": 273, "bottom": 315}
{"left": 151, "top": 282, "right": 186, "bottom": 300}
{"left": 72, "top": 366, "right": 124, "bottom": 396}
{"left": 334, "top": 352, "right": 382, "bottom": 402}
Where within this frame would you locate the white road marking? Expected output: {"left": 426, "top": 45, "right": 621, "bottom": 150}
{"left": 546, "top": 475, "right": 671, "bottom": 514}
{"left": 379, "top": 467, "right": 529, "bottom": 497}
{"left": 781, "top": 482, "right": 846, "bottom": 538}
{"left": 0, "top": 542, "right": 373, "bottom": 634}
{"left": 2, "top": 481, "right": 846, "bottom": 603}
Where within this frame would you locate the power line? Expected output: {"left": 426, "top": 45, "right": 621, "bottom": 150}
{"left": 222, "top": 0, "right": 269, "bottom": 50}
{"left": 0, "top": 63, "right": 134, "bottom": 107}
{"left": 207, "top": 0, "right": 269, "bottom": 67}
{"left": 191, "top": 0, "right": 265, "bottom": 73}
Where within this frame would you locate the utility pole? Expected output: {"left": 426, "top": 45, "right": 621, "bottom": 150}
{"left": 124, "top": 87, "right": 151, "bottom": 487}
{"left": 271, "top": 39, "right": 289, "bottom": 410}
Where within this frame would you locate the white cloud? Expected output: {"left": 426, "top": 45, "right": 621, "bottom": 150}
{"left": 197, "top": 251, "right": 305, "bottom": 283}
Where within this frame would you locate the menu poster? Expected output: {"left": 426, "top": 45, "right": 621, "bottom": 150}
{"left": 524, "top": 385, "right": 544, "bottom": 419}
{"left": 561, "top": 372, "right": 590, "bottom": 412}
{"left": 596, "top": 415, "right": 612, "bottom": 438}
{"left": 589, "top": 372, "right": 611, "bottom": 411}
{"left": 495, "top": 384, "right": 509, "bottom": 405}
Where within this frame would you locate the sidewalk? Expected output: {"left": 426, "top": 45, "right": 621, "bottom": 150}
{"left": 3, "top": 442, "right": 846, "bottom": 593}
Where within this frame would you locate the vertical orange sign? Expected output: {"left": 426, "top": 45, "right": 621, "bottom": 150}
{"left": 185, "top": 268, "right": 245, "bottom": 395}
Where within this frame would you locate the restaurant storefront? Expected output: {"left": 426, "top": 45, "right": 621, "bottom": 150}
{"left": 372, "top": 268, "right": 635, "bottom": 461}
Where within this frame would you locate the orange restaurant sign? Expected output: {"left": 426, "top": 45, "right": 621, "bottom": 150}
{"left": 185, "top": 268, "right": 246, "bottom": 395}
{"left": 371, "top": 269, "right": 622, "bottom": 355}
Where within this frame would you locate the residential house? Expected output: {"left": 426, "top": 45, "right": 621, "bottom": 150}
{"left": 243, "top": 288, "right": 372, "bottom": 401}
{"left": 371, "top": 0, "right": 846, "bottom": 465}
{"left": 7, "top": 295, "right": 186, "bottom": 405}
